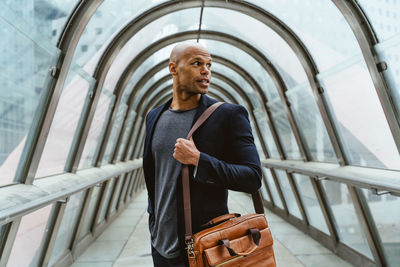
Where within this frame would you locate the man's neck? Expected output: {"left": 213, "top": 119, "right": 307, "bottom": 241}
{"left": 170, "top": 92, "right": 201, "bottom": 110}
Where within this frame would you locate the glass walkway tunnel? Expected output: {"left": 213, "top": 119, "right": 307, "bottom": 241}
{"left": 0, "top": 0, "right": 399, "bottom": 266}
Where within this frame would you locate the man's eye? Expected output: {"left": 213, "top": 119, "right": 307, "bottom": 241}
{"left": 206, "top": 63, "right": 212, "bottom": 69}
{"left": 193, "top": 61, "right": 200, "bottom": 66}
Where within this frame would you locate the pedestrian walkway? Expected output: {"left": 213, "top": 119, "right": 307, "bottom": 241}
{"left": 72, "top": 190, "right": 353, "bottom": 267}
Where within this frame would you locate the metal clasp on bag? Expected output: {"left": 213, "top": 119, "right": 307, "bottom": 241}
{"left": 186, "top": 238, "right": 196, "bottom": 258}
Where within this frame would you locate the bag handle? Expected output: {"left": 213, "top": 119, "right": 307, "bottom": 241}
{"left": 219, "top": 228, "right": 261, "bottom": 256}
{"left": 182, "top": 102, "right": 264, "bottom": 244}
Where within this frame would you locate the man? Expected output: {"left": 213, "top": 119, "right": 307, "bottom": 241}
{"left": 143, "top": 42, "right": 262, "bottom": 266}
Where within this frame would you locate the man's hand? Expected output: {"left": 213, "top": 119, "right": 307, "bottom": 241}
{"left": 173, "top": 137, "right": 200, "bottom": 166}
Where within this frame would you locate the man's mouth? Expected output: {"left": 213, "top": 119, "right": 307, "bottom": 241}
{"left": 196, "top": 78, "right": 209, "bottom": 87}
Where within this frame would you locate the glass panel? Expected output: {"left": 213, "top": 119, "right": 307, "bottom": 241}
{"left": 260, "top": 175, "right": 271, "bottom": 203}
{"left": 121, "top": 44, "right": 175, "bottom": 102}
{"left": 78, "top": 90, "right": 114, "bottom": 170}
{"left": 101, "top": 103, "right": 127, "bottom": 165}
{"left": 101, "top": 8, "right": 200, "bottom": 92}
{"left": 1, "top": 0, "right": 78, "bottom": 44}
{"left": 48, "top": 191, "right": 85, "bottom": 266}
{"left": 292, "top": 174, "right": 329, "bottom": 234}
{"left": 0, "top": 14, "right": 59, "bottom": 186}
{"left": 321, "top": 180, "right": 372, "bottom": 258}
{"left": 109, "top": 175, "right": 125, "bottom": 214}
{"left": 286, "top": 84, "right": 337, "bottom": 163}
{"left": 126, "top": 116, "right": 143, "bottom": 161}
{"left": 72, "top": 0, "right": 169, "bottom": 73}
{"left": 252, "top": 126, "right": 265, "bottom": 158}
{"left": 267, "top": 98, "right": 302, "bottom": 159}
{"left": 36, "top": 67, "right": 93, "bottom": 178}
{"left": 374, "top": 38, "right": 400, "bottom": 121}
{"left": 97, "top": 178, "right": 116, "bottom": 224}
{"left": 211, "top": 63, "right": 261, "bottom": 110}
{"left": 199, "top": 39, "right": 279, "bottom": 101}
{"left": 318, "top": 55, "right": 400, "bottom": 170}
{"left": 202, "top": 8, "right": 308, "bottom": 87}
{"left": 79, "top": 186, "right": 101, "bottom": 240}
{"left": 361, "top": 189, "right": 400, "bottom": 266}
{"left": 128, "top": 68, "right": 171, "bottom": 109}
{"left": 251, "top": 0, "right": 361, "bottom": 72}
{"left": 132, "top": 81, "right": 173, "bottom": 112}
{"left": 262, "top": 167, "right": 283, "bottom": 209}
{"left": 116, "top": 110, "right": 137, "bottom": 161}
{"left": 211, "top": 79, "right": 238, "bottom": 99}
{"left": 7, "top": 204, "right": 53, "bottom": 267}
{"left": 357, "top": 1, "right": 400, "bottom": 42}
{"left": 253, "top": 109, "right": 280, "bottom": 158}
{"left": 274, "top": 169, "right": 301, "bottom": 218}
{"left": 118, "top": 173, "right": 132, "bottom": 206}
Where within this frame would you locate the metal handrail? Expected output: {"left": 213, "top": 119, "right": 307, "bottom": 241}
{"left": 261, "top": 159, "right": 400, "bottom": 195}
{"left": 0, "top": 159, "right": 142, "bottom": 225}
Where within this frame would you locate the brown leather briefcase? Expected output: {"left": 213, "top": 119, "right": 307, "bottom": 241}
{"left": 182, "top": 102, "right": 276, "bottom": 267}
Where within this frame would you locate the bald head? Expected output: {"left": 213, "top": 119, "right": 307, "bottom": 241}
{"left": 169, "top": 42, "right": 210, "bottom": 63}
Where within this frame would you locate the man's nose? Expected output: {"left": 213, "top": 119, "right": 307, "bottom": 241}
{"left": 200, "top": 66, "right": 210, "bottom": 75}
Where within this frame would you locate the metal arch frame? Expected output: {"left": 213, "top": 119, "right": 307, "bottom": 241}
{"left": 74, "top": 0, "right": 346, "bottom": 174}
{"left": 0, "top": 1, "right": 103, "bottom": 266}
{"left": 52, "top": 2, "right": 348, "bottom": 258}
{"left": 1, "top": 0, "right": 386, "bottom": 266}
{"left": 99, "top": 28, "right": 339, "bottom": 236}
{"left": 15, "top": 0, "right": 103, "bottom": 184}
{"left": 104, "top": 30, "right": 289, "bottom": 163}
{"left": 331, "top": 1, "right": 392, "bottom": 265}
{"left": 333, "top": 0, "right": 400, "bottom": 154}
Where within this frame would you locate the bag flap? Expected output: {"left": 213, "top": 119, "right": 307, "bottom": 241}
{"left": 204, "top": 227, "right": 273, "bottom": 266}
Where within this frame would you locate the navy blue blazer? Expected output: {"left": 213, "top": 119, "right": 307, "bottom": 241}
{"left": 143, "top": 94, "right": 262, "bottom": 247}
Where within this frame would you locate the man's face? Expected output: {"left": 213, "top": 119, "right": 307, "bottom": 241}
{"left": 173, "top": 47, "right": 212, "bottom": 95}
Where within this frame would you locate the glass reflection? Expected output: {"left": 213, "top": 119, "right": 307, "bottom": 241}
{"left": 202, "top": 8, "right": 308, "bottom": 87}
{"left": 361, "top": 188, "right": 400, "bottom": 267}
{"left": 212, "top": 63, "right": 261, "bottom": 110}
{"left": 199, "top": 39, "right": 279, "bottom": 101}
{"left": 79, "top": 91, "right": 115, "bottom": 170}
{"left": 251, "top": 0, "right": 361, "bottom": 72}
{"left": 274, "top": 169, "right": 301, "bottom": 218}
{"left": 0, "top": 15, "right": 59, "bottom": 186}
{"left": 7, "top": 204, "right": 53, "bottom": 267}
{"left": 49, "top": 191, "right": 85, "bottom": 266}
{"left": 36, "top": 67, "right": 92, "bottom": 178}
{"left": 79, "top": 186, "right": 101, "bottom": 240}
{"left": 375, "top": 40, "right": 400, "bottom": 122}
{"left": 263, "top": 167, "right": 283, "bottom": 209}
{"left": 318, "top": 56, "right": 400, "bottom": 170}
{"left": 357, "top": 0, "right": 400, "bottom": 42}
{"left": 267, "top": 99, "right": 302, "bottom": 159}
{"left": 101, "top": 8, "right": 200, "bottom": 93}
{"left": 286, "top": 84, "right": 337, "bottom": 163}
{"left": 292, "top": 174, "right": 329, "bottom": 234}
{"left": 102, "top": 104, "right": 128, "bottom": 165}
{"left": 321, "top": 180, "right": 372, "bottom": 258}
{"left": 72, "top": 0, "right": 169, "bottom": 72}
{"left": 1, "top": 0, "right": 78, "bottom": 45}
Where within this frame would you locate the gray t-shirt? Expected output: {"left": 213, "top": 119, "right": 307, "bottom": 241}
{"left": 151, "top": 107, "right": 197, "bottom": 259}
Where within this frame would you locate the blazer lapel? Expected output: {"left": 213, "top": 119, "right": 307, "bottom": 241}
{"left": 191, "top": 94, "right": 213, "bottom": 127}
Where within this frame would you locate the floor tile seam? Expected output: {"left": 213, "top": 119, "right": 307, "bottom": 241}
{"left": 112, "top": 207, "right": 147, "bottom": 265}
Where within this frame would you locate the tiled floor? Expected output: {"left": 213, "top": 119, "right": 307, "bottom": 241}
{"left": 72, "top": 190, "right": 354, "bottom": 267}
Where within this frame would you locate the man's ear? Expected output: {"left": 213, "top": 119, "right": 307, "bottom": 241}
{"left": 169, "top": 62, "right": 177, "bottom": 75}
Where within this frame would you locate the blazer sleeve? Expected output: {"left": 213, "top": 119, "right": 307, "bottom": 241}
{"left": 194, "top": 105, "right": 262, "bottom": 193}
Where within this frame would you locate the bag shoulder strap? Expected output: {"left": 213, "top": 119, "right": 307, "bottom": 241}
{"left": 182, "top": 102, "right": 264, "bottom": 243}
